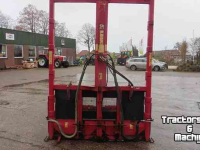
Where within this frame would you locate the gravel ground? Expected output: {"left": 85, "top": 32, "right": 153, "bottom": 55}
{"left": 0, "top": 66, "right": 200, "bottom": 150}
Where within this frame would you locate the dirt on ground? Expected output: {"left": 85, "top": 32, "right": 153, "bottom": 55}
{"left": 0, "top": 66, "right": 200, "bottom": 150}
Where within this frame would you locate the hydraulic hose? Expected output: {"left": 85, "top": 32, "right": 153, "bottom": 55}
{"left": 48, "top": 54, "right": 135, "bottom": 140}
{"left": 48, "top": 54, "right": 95, "bottom": 139}
{"left": 99, "top": 55, "right": 136, "bottom": 140}
{"left": 107, "top": 56, "right": 123, "bottom": 120}
{"left": 48, "top": 119, "right": 77, "bottom": 139}
{"left": 99, "top": 55, "right": 134, "bottom": 87}
{"left": 99, "top": 55, "right": 123, "bottom": 128}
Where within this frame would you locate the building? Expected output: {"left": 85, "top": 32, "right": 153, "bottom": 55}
{"left": 153, "top": 49, "right": 192, "bottom": 63}
{"left": 132, "top": 46, "right": 139, "bottom": 56}
{"left": 77, "top": 50, "right": 89, "bottom": 57}
{"left": 0, "top": 28, "right": 76, "bottom": 69}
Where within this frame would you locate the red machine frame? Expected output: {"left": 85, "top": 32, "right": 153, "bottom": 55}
{"left": 48, "top": 0, "right": 154, "bottom": 142}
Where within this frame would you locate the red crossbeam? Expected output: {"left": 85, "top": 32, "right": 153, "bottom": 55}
{"left": 54, "top": 0, "right": 96, "bottom": 3}
{"left": 54, "top": 0, "right": 150, "bottom": 4}
{"left": 109, "top": 0, "right": 150, "bottom": 4}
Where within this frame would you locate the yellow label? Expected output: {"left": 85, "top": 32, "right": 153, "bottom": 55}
{"left": 149, "top": 53, "right": 152, "bottom": 66}
{"left": 99, "top": 73, "right": 102, "bottom": 80}
{"left": 99, "top": 45, "right": 104, "bottom": 53}
{"left": 49, "top": 51, "right": 53, "bottom": 65}
{"left": 100, "top": 30, "right": 104, "bottom": 44}
{"left": 95, "top": 44, "right": 99, "bottom": 51}
{"left": 99, "top": 30, "right": 104, "bottom": 53}
{"left": 65, "top": 122, "right": 68, "bottom": 128}
{"left": 130, "top": 124, "right": 134, "bottom": 130}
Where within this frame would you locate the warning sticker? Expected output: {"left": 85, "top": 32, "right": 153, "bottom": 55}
{"left": 99, "top": 73, "right": 103, "bottom": 80}
{"left": 65, "top": 122, "right": 68, "bottom": 128}
{"left": 95, "top": 44, "right": 99, "bottom": 51}
{"left": 49, "top": 51, "right": 53, "bottom": 65}
{"left": 149, "top": 53, "right": 152, "bottom": 67}
{"left": 99, "top": 30, "right": 104, "bottom": 53}
{"left": 130, "top": 124, "right": 134, "bottom": 130}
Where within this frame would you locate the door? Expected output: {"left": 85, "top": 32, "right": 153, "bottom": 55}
{"left": 134, "top": 59, "right": 144, "bottom": 69}
{"left": 142, "top": 58, "right": 147, "bottom": 69}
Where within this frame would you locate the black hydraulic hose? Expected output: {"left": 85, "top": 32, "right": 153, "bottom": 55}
{"left": 99, "top": 55, "right": 124, "bottom": 129}
{"left": 75, "top": 53, "right": 96, "bottom": 112}
{"left": 74, "top": 54, "right": 96, "bottom": 120}
{"left": 87, "top": 54, "right": 136, "bottom": 140}
{"left": 106, "top": 66, "right": 109, "bottom": 86}
{"left": 107, "top": 63, "right": 134, "bottom": 86}
{"left": 108, "top": 66, "right": 114, "bottom": 76}
{"left": 47, "top": 55, "right": 95, "bottom": 139}
{"left": 100, "top": 55, "right": 134, "bottom": 87}
{"left": 99, "top": 55, "right": 137, "bottom": 140}
{"left": 107, "top": 56, "right": 124, "bottom": 137}
{"left": 90, "top": 55, "right": 135, "bottom": 140}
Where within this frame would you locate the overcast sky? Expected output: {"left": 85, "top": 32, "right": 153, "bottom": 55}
{"left": 1, "top": 0, "right": 200, "bottom": 53}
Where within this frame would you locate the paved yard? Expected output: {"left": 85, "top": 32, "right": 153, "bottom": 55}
{"left": 0, "top": 66, "right": 200, "bottom": 150}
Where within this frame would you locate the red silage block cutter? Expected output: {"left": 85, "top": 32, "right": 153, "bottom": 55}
{"left": 47, "top": 0, "right": 154, "bottom": 142}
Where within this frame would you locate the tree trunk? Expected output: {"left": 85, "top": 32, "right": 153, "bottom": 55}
{"left": 88, "top": 42, "right": 90, "bottom": 53}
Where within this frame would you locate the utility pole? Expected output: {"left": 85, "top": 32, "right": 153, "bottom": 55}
{"left": 192, "top": 29, "right": 195, "bottom": 62}
{"left": 153, "top": 35, "right": 155, "bottom": 50}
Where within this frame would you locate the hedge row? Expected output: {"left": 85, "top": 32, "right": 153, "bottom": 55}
{"left": 176, "top": 63, "right": 200, "bottom": 72}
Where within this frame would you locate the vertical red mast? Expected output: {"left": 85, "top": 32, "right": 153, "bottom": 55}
{"left": 95, "top": 0, "right": 108, "bottom": 87}
{"left": 48, "top": 0, "right": 55, "bottom": 139}
{"left": 95, "top": 0, "right": 109, "bottom": 137}
{"left": 145, "top": 0, "right": 154, "bottom": 140}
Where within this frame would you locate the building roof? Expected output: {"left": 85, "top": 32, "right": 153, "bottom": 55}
{"left": 77, "top": 50, "right": 89, "bottom": 57}
{"left": 91, "top": 50, "right": 95, "bottom": 54}
{"left": 153, "top": 50, "right": 180, "bottom": 56}
{"left": 0, "top": 28, "right": 76, "bottom": 49}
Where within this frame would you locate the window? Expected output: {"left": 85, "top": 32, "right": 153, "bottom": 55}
{"left": 56, "top": 47, "right": 62, "bottom": 56}
{"left": 133, "top": 59, "right": 143, "bottom": 62}
{"left": 14, "top": 45, "right": 23, "bottom": 58}
{"left": 38, "top": 46, "right": 49, "bottom": 55}
{"left": 38, "top": 46, "right": 44, "bottom": 55}
{"left": 153, "top": 59, "right": 158, "bottom": 63}
{"left": 0, "top": 44, "right": 7, "bottom": 58}
{"left": 142, "top": 59, "right": 147, "bottom": 62}
{"left": 29, "top": 46, "right": 36, "bottom": 58}
{"left": 44, "top": 48, "right": 48, "bottom": 55}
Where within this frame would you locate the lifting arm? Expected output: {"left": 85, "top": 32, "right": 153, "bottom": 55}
{"left": 54, "top": 0, "right": 150, "bottom": 4}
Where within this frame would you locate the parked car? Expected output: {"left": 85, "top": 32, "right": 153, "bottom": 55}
{"left": 153, "top": 59, "right": 168, "bottom": 69}
{"left": 125, "top": 57, "right": 167, "bottom": 71}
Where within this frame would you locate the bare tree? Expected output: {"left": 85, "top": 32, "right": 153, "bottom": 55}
{"left": 195, "top": 38, "right": 200, "bottom": 61}
{"left": 180, "top": 40, "right": 188, "bottom": 63}
{"left": 77, "top": 23, "right": 95, "bottom": 52}
{"left": 190, "top": 37, "right": 200, "bottom": 62}
{"left": 0, "top": 11, "right": 14, "bottom": 29}
{"left": 17, "top": 4, "right": 40, "bottom": 33}
{"left": 55, "top": 22, "right": 72, "bottom": 38}
{"left": 38, "top": 10, "right": 49, "bottom": 35}
{"left": 120, "top": 43, "right": 129, "bottom": 51}
{"left": 174, "top": 40, "right": 188, "bottom": 63}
